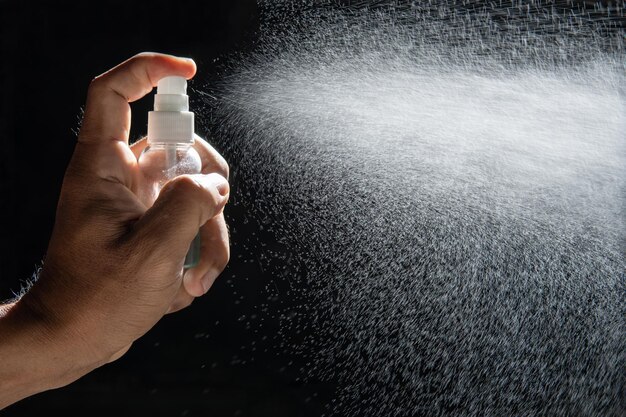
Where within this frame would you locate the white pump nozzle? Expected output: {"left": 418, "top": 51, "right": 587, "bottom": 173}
{"left": 147, "top": 76, "right": 194, "bottom": 143}
{"left": 158, "top": 76, "right": 187, "bottom": 94}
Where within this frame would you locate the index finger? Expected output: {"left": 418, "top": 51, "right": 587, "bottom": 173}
{"left": 79, "top": 52, "right": 196, "bottom": 145}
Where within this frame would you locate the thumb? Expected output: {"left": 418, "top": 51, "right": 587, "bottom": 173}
{"left": 130, "top": 173, "right": 229, "bottom": 262}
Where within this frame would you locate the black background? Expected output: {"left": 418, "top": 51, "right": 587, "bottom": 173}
{"left": 0, "top": 1, "right": 330, "bottom": 416}
{"left": 2, "top": 1, "right": 623, "bottom": 416}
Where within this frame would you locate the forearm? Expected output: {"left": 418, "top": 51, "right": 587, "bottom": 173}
{"left": 0, "top": 298, "right": 102, "bottom": 409}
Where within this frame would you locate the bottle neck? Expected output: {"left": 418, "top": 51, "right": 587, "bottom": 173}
{"left": 146, "top": 141, "right": 194, "bottom": 150}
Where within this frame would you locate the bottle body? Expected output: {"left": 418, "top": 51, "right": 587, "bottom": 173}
{"left": 138, "top": 142, "right": 202, "bottom": 268}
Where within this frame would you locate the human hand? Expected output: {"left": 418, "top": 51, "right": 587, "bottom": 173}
{"left": 0, "top": 53, "right": 229, "bottom": 406}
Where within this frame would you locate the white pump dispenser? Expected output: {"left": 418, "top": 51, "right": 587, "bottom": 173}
{"left": 147, "top": 76, "right": 194, "bottom": 144}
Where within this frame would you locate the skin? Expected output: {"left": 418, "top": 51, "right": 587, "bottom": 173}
{"left": 0, "top": 53, "right": 230, "bottom": 409}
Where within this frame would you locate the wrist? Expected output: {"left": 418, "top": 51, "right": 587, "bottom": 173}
{"left": 0, "top": 295, "right": 104, "bottom": 409}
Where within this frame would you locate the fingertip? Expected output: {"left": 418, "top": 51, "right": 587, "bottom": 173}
{"left": 183, "top": 268, "right": 206, "bottom": 298}
{"left": 181, "top": 57, "right": 197, "bottom": 79}
{"left": 127, "top": 52, "right": 197, "bottom": 88}
{"left": 149, "top": 53, "right": 197, "bottom": 80}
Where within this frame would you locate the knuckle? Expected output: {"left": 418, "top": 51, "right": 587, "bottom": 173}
{"left": 158, "top": 175, "right": 224, "bottom": 226}
{"left": 162, "top": 175, "right": 223, "bottom": 215}
{"left": 88, "top": 75, "right": 101, "bottom": 88}
{"left": 200, "top": 177, "right": 225, "bottom": 208}
{"left": 122, "top": 53, "right": 154, "bottom": 73}
{"left": 165, "top": 175, "right": 202, "bottom": 198}
{"left": 87, "top": 75, "right": 107, "bottom": 95}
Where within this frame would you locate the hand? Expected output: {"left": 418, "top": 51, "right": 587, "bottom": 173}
{"left": 0, "top": 53, "right": 230, "bottom": 407}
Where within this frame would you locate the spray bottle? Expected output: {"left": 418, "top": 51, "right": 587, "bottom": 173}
{"left": 138, "top": 76, "right": 202, "bottom": 268}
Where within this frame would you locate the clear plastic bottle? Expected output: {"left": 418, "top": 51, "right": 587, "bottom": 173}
{"left": 138, "top": 76, "right": 202, "bottom": 268}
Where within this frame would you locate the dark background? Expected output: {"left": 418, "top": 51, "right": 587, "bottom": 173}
{"left": 2, "top": 1, "right": 623, "bottom": 416}
{"left": 0, "top": 1, "right": 330, "bottom": 416}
